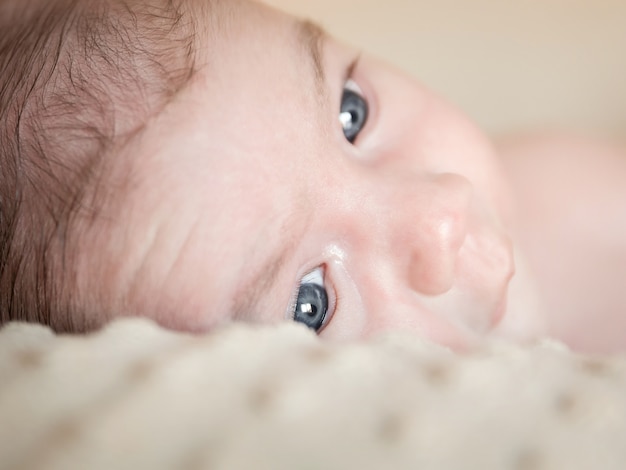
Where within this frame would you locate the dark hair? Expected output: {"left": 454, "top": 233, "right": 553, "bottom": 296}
{"left": 0, "top": 0, "right": 197, "bottom": 331}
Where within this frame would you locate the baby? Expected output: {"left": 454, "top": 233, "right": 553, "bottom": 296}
{"left": 1, "top": 0, "right": 625, "bottom": 353}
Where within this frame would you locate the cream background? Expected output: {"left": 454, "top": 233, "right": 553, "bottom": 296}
{"left": 264, "top": 0, "right": 626, "bottom": 138}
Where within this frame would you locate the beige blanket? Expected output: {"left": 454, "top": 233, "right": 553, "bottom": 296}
{"left": 1, "top": 319, "right": 625, "bottom": 470}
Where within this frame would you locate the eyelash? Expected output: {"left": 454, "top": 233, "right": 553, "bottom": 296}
{"left": 346, "top": 55, "right": 361, "bottom": 84}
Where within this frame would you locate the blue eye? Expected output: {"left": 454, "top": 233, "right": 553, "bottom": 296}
{"left": 339, "top": 80, "right": 369, "bottom": 144}
{"left": 293, "top": 268, "right": 330, "bottom": 332}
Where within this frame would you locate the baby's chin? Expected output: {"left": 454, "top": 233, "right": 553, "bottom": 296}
{"left": 492, "top": 248, "right": 549, "bottom": 344}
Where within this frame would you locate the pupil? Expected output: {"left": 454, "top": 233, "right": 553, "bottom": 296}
{"left": 349, "top": 111, "right": 359, "bottom": 128}
{"left": 306, "top": 304, "right": 317, "bottom": 316}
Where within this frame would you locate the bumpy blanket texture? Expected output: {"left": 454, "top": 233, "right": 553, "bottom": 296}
{"left": 1, "top": 319, "right": 625, "bottom": 470}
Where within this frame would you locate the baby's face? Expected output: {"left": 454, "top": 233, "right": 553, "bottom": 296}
{"left": 87, "top": 0, "right": 521, "bottom": 348}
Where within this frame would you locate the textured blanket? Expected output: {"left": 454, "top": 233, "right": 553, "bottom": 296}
{"left": 1, "top": 319, "right": 625, "bottom": 470}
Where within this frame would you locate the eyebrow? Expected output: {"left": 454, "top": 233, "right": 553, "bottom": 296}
{"left": 231, "top": 207, "right": 312, "bottom": 323}
{"left": 297, "top": 20, "right": 329, "bottom": 101}
{"left": 231, "top": 233, "right": 298, "bottom": 322}
{"left": 297, "top": 20, "right": 360, "bottom": 108}
{"left": 230, "top": 22, "right": 330, "bottom": 322}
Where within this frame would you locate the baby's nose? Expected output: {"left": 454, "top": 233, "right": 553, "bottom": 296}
{"left": 393, "top": 172, "right": 473, "bottom": 296}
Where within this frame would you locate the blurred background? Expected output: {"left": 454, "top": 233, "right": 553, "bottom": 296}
{"left": 265, "top": 0, "right": 626, "bottom": 138}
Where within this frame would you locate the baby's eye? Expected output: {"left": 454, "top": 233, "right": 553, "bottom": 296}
{"left": 292, "top": 268, "right": 332, "bottom": 333}
{"left": 339, "top": 79, "right": 369, "bottom": 144}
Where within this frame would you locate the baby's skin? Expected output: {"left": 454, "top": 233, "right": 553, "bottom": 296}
{"left": 499, "top": 135, "right": 626, "bottom": 353}
{"left": 96, "top": 0, "right": 626, "bottom": 352}
{"left": 3, "top": 0, "right": 626, "bottom": 353}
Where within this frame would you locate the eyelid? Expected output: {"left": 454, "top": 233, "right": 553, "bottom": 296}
{"left": 344, "top": 78, "right": 363, "bottom": 95}
{"left": 301, "top": 267, "right": 324, "bottom": 286}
